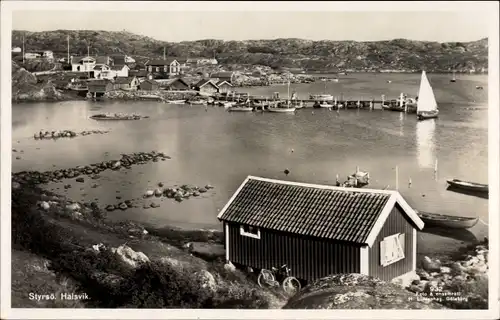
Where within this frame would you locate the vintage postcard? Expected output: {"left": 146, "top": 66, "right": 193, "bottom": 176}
{"left": 1, "top": 1, "right": 499, "bottom": 319}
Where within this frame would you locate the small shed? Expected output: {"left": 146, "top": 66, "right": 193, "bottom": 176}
{"left": 114, "top": 76, "right": 140, "bottom": 91}
{"left": 217, "top": 176, "right": 424, "bottom": 283}
{"left": 193, "top": 79, "right": 219, "bottom": 94}
{"left": 216, "top": 80, "right": 233, "bottom": 94}
{"left": 140, "top": 79, "right": 160, "bottom": 91}
{"left": 87, "top": 80, "right": 113, "bottom": 94}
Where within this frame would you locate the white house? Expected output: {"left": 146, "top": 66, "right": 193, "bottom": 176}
{"left": 125, "top": 55, "right": 136, "bottom": 64}
{"left": 71, "top": 56, "right": 97, "bottom": 72}
{"left": 43, "top": 51, "right": 54, "bottom": 59}
{"left": 111, "top": 64, "right": 130, "bottom": 78}
{"left": 93, "top": 64, "right": 118, "bottom": 80}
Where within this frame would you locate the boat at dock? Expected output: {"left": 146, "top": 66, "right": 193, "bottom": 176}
{"left": 446, "top": 179, "right": 488, "bottom": 193}
{"left": 416, "top": 210, "right": 479, "bottom": 229}
{"left": 267, "top": 106, "right": 296, "bottom": 113}
{"left": 313, "top": 101, "right": 333, "bottom": 108}
{"left": 165, "top": 99, "right": 186, "bottom": 104}
{"left": 228, "top": 105, "right": 254, "bottom": 112}
{"left": 189, "top": 99, "right": 208, "bottom": 105}
{"left": 416, "top": 71, "right": 439, "bottom": 120}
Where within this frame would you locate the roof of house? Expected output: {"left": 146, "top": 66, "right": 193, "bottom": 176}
{"left": 162, "top": 78, "right": 190, "bottom": 87}
{"left": 71, "top": 56, "right": 112, "bottom": 64}
{"left": 110, "top": 64, "right": 129, "bottom": 71}
{"left": 217, "top": 176, "right": 424, "bottom": 247}
{"left": 194, "top": 79, "right": 218, "bottom": 89}
{"left": 145, "top": 58, "right": 179, "bottom": 66}
{"left": 216, "top": 80, "right": 233, "bottom": 87}
{"left": 114, "top": 76, "right": 137, "bottom": 84}
{"left": 109, "top": 55, "right": 127, "bottom": 65}
{"left": 129, "top": 70, "right": 149, "bottom": 77}
{"left": 140, "top": 79, "right": 158, "bottom": 86}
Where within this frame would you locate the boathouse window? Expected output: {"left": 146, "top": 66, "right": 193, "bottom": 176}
{"left": 240, "top": 225, "right": 261, "bottom": 239}
{"left": 156, "top": 67, "right": 159, "bottom": 72}
{"left": 380, "top": 233, "right": 405, "bottom": 267}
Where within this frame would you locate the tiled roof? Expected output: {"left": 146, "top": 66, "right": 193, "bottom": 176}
{"left": 218, "top": 176, "right": 406, "bottom": 244}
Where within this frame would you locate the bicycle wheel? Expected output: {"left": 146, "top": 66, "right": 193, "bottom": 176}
{"left": 257, "top": 269, "right": 275, "bottom": 288}
{"left": 282, "top": 276, "right": 302, "bottom": 296}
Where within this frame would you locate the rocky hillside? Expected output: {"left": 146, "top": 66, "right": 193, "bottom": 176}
{"left": 13, "top": 30, "right": 488, "bottom": 72}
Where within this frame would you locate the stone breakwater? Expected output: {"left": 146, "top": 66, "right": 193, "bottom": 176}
{"left": 33, "top": 129, "right": 110, "bottom": 140}
{"left": 12, "top": 151, "right": 171, "bottom": 185}
{"left": 105, "top": 90, "right": 197, "bottom": 102}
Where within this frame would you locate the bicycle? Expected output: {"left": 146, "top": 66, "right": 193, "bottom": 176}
{"left": 257, "top": 264, "right": 302, "bottom": 296}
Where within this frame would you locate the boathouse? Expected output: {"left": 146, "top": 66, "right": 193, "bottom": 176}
{"left": 193, "top": 79, "right": 219, "bottom": 94}
{"left": 162, "top": 78, "right": 190, "bottom": 91}
{"left": 217, "top": 176, "right": 425, "bottom": 283}
{"left": 114, "top": 76, "right": 140, "bottom": 91}
{"left": 139, "top": 79, "right": 160, "bottom": 91}
{"left": 216, "top": 80, "right": 233, "bottom": 94}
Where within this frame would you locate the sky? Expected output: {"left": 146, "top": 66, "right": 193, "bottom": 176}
{"left": 9, "top": 3, "right": 494, "bottom": 43}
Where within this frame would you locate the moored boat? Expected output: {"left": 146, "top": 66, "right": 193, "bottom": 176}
{"left": 446, "top": 179, "right": 488, "bottom": 193}
{"left": 416, "top": 211, "right": 479, "bottom": 229}
{"left": 165, "top": 99, "right": 186, "bottom": 104}
{"left": 189, "top": 99, "right": 208, "bottom": 105}
{"left": 416, "top": 71, "right": 439, "bottom": 120}
{"left": 228, "top": 105, "right": 254, "bottom": 112}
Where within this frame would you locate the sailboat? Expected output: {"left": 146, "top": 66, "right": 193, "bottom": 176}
{"left": 310, "top": 81, "right": 334, "bottom": 101}
{"left": 268, "top": 79, "right": 296, "bottom": 113}
{"left": 450, "top": 71, "right": 456, "bottom": 83}
{"left": 416, "top": 71, "right": 439, "bottom": 121}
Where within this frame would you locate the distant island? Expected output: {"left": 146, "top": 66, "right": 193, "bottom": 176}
{"left": 12, "top": 30, "right": 488, "bottom": 73}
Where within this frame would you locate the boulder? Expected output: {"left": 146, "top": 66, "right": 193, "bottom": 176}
{"left": 65, "top": 203, "right": 80, "bottom": 211}
{"left": 39, "top": 201, "right": 51, "bottom": 210}
{"left": 111, "top": 245, "right": 150, "bottom": 269}
{"left": 188, "top": 242, "right": 225, "bottom": 260}
{"left": 144, "top": 190, "right": 154, "bottom": 197}
{"left": 439, "top": 266, "right": 451, "bottom": 274}
{"left": 422, "top": 256, "right": 441, "bottom": 272}
{"left": 283, "top": 274, "right": 446, "bottom": 309}
{"left": 195, "top": 270, "right": 217, "bottom": 292}
{"left": 224, "top": 261, "right": 236, "bottom": 272}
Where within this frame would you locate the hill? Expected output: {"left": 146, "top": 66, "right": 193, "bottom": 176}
{"left": 12, "top": 30, "right": 488, "bottom": 72}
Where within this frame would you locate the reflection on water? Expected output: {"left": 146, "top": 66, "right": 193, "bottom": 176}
{"left": 416, "top": 119, "right": 436, "bottom": 169}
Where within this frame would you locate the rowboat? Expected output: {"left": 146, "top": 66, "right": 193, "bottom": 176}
{"left": 313, "top": 101, "right": 333, "bottom": 108}
{"left": 416, "top": 210, "right": 479, "bottom": 229}
{"left": 447, "top": 179, "right": 488, "bottom": 193}
{"left": 228, "top": 106, "right": 254, "bottom": 112}
{"left": 268, "top": 107, "right": 296, "bottom": 113}
{"left": 165, "top": 99, "right": 186, "bottom": 104}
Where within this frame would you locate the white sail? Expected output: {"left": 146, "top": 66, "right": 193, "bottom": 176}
{"left": 417, "top": 71, "right": 438, "bottom": 113}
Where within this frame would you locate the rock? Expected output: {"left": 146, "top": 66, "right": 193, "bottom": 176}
{"left": 65, "top": 203, "right": 80, "bottom": 211}
{"left": 391, "top": 271, "right": 420, "bottom": 288}
{"left": 247, "top": 266, "right": 254, "bottom": 273}
{"left": 224, "top": 261, "right": 236, "bottom": 272}
{"left": 416, "top": 269, "right": 431, "bottom": 280}
{"left": 408, "top": 284, "right": 423, "bottom": 293}
{"left": 440, "top": 266, "right": 451, "bottom": 274}
{"left": 422, "top": 256, "right": 441, "bottom": 272}
{"left": 411, "top": 279, "right": 420, "bottom": 285}
{"left": 205, "top": 184, "right": 214, "bottom": 189}
{"left": 111, "top": 245, "right": 149, "bottom": 269}
{"left": 76, "top": 177, "right": 84, "bottom": 183}
{"left": 106, "top": 205, "right": 116, "bottom": 211}
{"left": 144, "top": 190, "right": 154, "bottom": 197}
{"left": 199, "top": 187, "right": 208, "bottom": 193}
{"left": 143, "top": 204, "right": 150, "bottom": 209}
{"left": 154, "top": 188, "right": 163, "bottom": 197}
{"left": 195, "top": 270, "right": 217, "bottom": 292}
{"left": 12, "top": 181, "right": 21, "bottom": 190}
{"left": 92, "top": 272, "right": 125, "bottom": 290}
{"left": 193, "top": 191, "right": 200, "bottom": 197}
{"left": 283, "top": 274, "right": 446, "bottom": 309}
{"left": 39, "top": 201, "right": 51, "bottom": 210}
{"left": 189, "top": 242, "right": 226, "bottom": 260}
{"left": 158, "top": 182, "right": 164, "bottom": 187}
{"left": 150, "top": 202, "right": 160, "bottom": 208}
{"left": 119, "top": 202, "right": 128, "bottom": 210}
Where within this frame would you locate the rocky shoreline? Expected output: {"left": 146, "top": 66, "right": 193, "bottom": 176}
{"left": 33, "top": 129, "right": 110, "bottom": 140}
{"left": 11, "top": 149, "right": 489, "bottom": 309}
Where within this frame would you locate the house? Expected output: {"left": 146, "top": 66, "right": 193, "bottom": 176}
{"left": 110, "top": 54, "right": 136, "bottom": 65}
{"left": 114, "top": 76, "right": 140, "bottom": 91}
{"left": 139, "top": 79, "right": 160, "bottom": 91}
{"left": 144, "top": 59, "right": 182, "bottom": 78}
{"left": 93, "top": 64, "right": 117, "bottom": 80}
{"left": 71, "top": 56, "right": 114, "bottom": 73}
{"left": 216, "top": 80, "right": 233, "bottom": 94}
{"left": 210, "top": 72, "right": 235, "bottom": 84}
{"left": 217, "top": 176, "right": 425, "bottom": 283}
{"left": 24, "top": 52, "right": 41, "bottom": 59}
{"left": 193, "top": 79, "right": 219, "bottom": 94}
{"left": 111, "top": 64, "right": 130, "bottom": 78}
{"left": 162, "top": 78, "right": 190, "bottom": 91}
{"left": 42, "top": 51, "right": 54, "bottom": 59}
{"left": 87, "top": 79, "right": 113, "bottom": 95}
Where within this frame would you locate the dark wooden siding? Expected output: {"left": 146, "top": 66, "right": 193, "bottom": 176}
{"left": 368, "top": 204, "right": 414, "bottom": 281}
{"left": 227, "top": 223, "right": 361, "bottom": 282}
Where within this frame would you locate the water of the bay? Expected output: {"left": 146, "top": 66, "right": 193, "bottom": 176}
{"left": 11, "top": 72, "right": 489, "bottom": 256}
